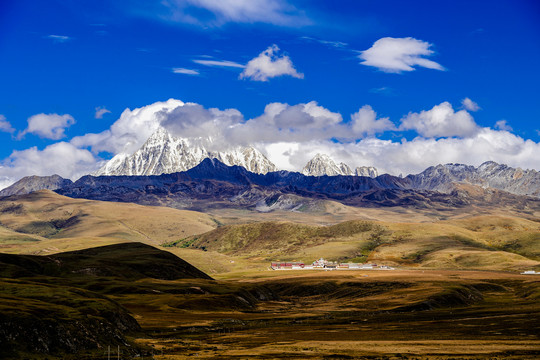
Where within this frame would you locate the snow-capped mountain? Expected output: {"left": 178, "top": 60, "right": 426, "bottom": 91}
{"left": 354, "top": 166, "right": 379, "bottom": 178}
{"left": 302, "top": 153, "right": 378, "bottom": 178}
{"left": 94, "top": 127, "right": 277, "bottom": 176}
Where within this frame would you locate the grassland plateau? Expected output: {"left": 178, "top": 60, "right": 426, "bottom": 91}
{"left": 0, "top": 190, "right": 539, "bottom": 359}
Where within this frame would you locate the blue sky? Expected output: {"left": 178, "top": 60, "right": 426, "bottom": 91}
{"left": 0, "top": 0, "right": 539, "bottom": 186}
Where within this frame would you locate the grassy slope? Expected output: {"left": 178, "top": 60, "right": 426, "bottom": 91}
{"left": 1, "top": 191, "right": 539, "bottom": 274}
{"left": 0, "top": 190, "right": 218, "bottom": 254}
{"left": 169, "top": 216, "right": 540, "bottom": 272}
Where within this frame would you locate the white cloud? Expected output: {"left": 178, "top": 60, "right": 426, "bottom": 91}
{"left": 159, "top": 0, "right": 308, "bottom": 26}
{"left": 172, "top": 67, "right": 200, "bottom": 75}
{"left": 461, "top": 97, "right": 481, "bottom": 112}
{"left": 240, "top": 45, "right": 303, "bottom": 81}
{"left": 71, "top": 99, "right": 184, "bottom": 154}
{"left": 359, "top": 37, "right": 445, "bottom": 73}
{"left": 258, "top": 129, "right": 540, "bottom": 176}
{"left": 494, "top": 120, "right": 512, "bottom": 131}
{"left": 5, "top": 98, "right": 535, "bottom": 192}
{"left": 0, "top": 142, "right": 99, "bottom": 188}
{"left": 160, "top": 103, "right": 243, "bottom": 147}
{"left": 45, "top": 35, "right": 71, "bottom": 43}
{"left": 193, "top": 59, "right": 245, "bottom": 68}
{"left": 19, "top": 113, "right": 75, "bottom": 140}
{"left": 0, "top": 115, "right": 15, "bottom": 133}
{"left": 351, "top": 105, "right": 396, "bottom": 136}
{"left": 400, "top": 102, "right": 479, "bottom": 138}
{"left": 95, "top": 107, "right": 111, "bottom": 119}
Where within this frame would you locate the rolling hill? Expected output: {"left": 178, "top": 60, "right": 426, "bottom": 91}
{"left": 0, "top": 190, "right": 218, "bottom": 255}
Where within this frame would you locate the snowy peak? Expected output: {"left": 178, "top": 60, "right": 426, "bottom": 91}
{"left": 94, "top": 127, "right": 277, "bottom": 176}
{"left": 302, "top": 154, "right": 378, "bottom": 178}
{"left": 302, "top": 153, "right": 344, "bottom": 176}
{"left": 355, "top": 166, "right": 379, "bottom": 178}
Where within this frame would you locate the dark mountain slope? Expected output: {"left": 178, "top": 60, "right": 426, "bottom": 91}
{"left": 0, "top": 242, "right": 212, "bottom": 280}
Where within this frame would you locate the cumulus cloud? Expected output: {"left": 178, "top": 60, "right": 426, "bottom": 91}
{"left": 71, "top": 99, "right": 184, "bottom": 154}
{"left": 494, "top": 120, "right": 512, "bottom": 131}
{"left": 192, "top": 59, "right": 245, "bottom": 68}
{"left": 359, "top": 37, "right": 445, "bottom": 73}
{"left": 0, "top": 115, "right": 15, "bottom": 133}
{"left": 351, "top": 105, "right": 396, "bottom": 136}
{"left": 461, "top": 97, "right": 480, "bottom": 112}
{"left": 224, "top": 101, "right": 359, "bottom": 146}
{"left": 240, "top": 45, "right": 303, "bottom": 81}
{"left": 400, "top": 102, "right": 479, "bottom": 138}
{"left": 19, "top": 113, "right": 75, "bottom": 140}
{"left": 159, "top": 0, "right": 308, "bottom": 26}
{"left": 160, "top": 103, "right": 243, "bottom": 147}
{"left": 95, "top": 107, "right": 111, "bottom": 119}
{"left": 0, "top": 142, "right": 99, "bottom": 188}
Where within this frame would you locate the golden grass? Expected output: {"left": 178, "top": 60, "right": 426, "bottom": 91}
{"left": 0, "top": 190, "right": 217, "bottom": 254}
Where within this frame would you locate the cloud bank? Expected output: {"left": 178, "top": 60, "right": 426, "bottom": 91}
{"left": 359, "top": 37, "right": 445, "bottom": 73}
{"left": 1, "top": 99, "right": 539, "bottom": 190}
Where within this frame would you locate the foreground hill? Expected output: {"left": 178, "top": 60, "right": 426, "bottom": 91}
{"left": 0, "top": 190, "right": 218, "bottom": 254}
{"left": 0, "top": 242, "right": 212, "bottom": 280}
{"left": 0, "top": 242, "right": 213, "bottom": 359}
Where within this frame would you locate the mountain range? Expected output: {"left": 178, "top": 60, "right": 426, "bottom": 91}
{"left": 93, "top": 127, "right": 378, "bottom": 178}
{"left": 0, "top": 158, "right": 531, "bottom": 214}
{"left": 1, "top": 127, "right": 539, "bottom": 212}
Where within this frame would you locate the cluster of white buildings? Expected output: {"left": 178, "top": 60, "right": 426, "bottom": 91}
{"left": 270, "top": 258, "right": 395, "bottom": 271}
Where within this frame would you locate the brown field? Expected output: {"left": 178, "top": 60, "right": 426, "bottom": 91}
{"left": 119, "top": 270, "right": 540, "bottom": 359}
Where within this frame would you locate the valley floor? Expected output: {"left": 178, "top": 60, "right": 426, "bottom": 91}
{"left": 119, "top": 270, "right": 540, "bottom": 359}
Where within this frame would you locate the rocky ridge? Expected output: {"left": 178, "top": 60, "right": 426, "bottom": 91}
{"left": 0, "top": 175, "right": 73, "bottom": 197}
{"left": 407, "top": 161, "right": 540, "bottom": 198}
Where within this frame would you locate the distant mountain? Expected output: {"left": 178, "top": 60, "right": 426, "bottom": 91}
{"left": 55, "top": 158, "right": 540, "bottom": 212}
{"left": 302, "top": 153, "right": 378, "bottom": 178}
{"left": 4, "top": 158, "right": 539, "bottom": 212}
{"left": 408, "top": 161, "right": 540, "bottom": 198}
{"left": 94, "top": 127, "right": 277, "bottom": 176}
{"left": 0, "top": 174, "right": 72, "bottom": 197}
